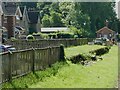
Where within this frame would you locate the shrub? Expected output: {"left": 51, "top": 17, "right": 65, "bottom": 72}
{"left": 48, "top": 33, "right": 57, "bottom": 39}
{"left": 69, "top": 53, "right": 91, "bottom": 64}
{"left": 74, "top": 35, "right": 78, "bottom": 38}
{"left": 70, "top": 46, "right": 111, "bottom": 65}
{"left": 26, "top": 35, "right": 35, "bottom": 41}
{"left": 89, "top": 46, "right": 111, "bottom": 56}
{"left": 10, "top": 37, "right": 17, "bottom": 41}
{"left": 33, "top": 32, "right": 49, "bottom": 39}
{"left": 57, "top": 32, "right": 74, "bottom": 38}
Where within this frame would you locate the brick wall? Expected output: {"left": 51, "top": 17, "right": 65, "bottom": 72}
{"left": 7, "top": 16, "right": 16, "bottom": 38}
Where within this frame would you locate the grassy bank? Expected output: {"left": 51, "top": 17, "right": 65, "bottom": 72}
{"left": 2, "top": 62, "right": 68, "bottom": 88}
{"left": 2, "top": 45, "right": 118, "bottom": 88}
{"left": 30, "top": 46, "right": 118, "bottom": 88}
{"left": 65, "top": 45, "right": 105, "bottom": 58}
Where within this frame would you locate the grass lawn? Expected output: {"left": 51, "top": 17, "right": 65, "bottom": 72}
{"left": 30, "top": 45, "right": 118, "bottom": 88}
{"left": 65, "top": 45, "right": 105, "bottom": 58}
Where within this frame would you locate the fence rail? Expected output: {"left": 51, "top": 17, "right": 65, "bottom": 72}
{"left": 1, "top": 46, "right": 62, "bottom": 83}
{"left": 3, "top": 38, "right": 93, "bottom": 50}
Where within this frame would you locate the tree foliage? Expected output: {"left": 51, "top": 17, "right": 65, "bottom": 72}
{"left": 21, "top": 2, "right": 119, "bottom": 36}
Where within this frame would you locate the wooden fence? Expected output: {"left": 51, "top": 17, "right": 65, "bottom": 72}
{"left": 3, "top": 38, "right": 93, "bottom": 50}
{"left": 0, "top": 46, "right": 62, "bottom": 83}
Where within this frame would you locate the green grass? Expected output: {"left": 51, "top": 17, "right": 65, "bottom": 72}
{"left": 30, "top": 45, "right": 118, "bottom": 88}
{"left": 65, "top": 45, "right": 105, "bottom": 58}
{"left": 2, "top": 62, "right": 68, "bottom": 88}
{"left": 3, "top": 45, "right": 118, "bottom": 88}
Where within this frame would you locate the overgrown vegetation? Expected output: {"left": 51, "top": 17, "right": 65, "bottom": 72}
{"left": 2, "top": 61, "right": 68, "bottom": 88}
{"left": 26, "top": 35, "right": 35, "bottom": 41}
{"left": 89, "top": 46, "right": 111, "bottom": 56}
{"left": 69, "top": 53, "right": 92, "bottom": 64}
{"left": 30, "top": 46, "right": 118, "bottom": 88}
{"left": 69, "top": 46, "right": 111, "bottom": 65}
{"left": 2, "top": 45, "right": 118, "bottom": 88}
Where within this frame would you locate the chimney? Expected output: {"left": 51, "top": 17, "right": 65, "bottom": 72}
{"left": 7, "top": 16, "right": 15, "bottom": 39}
{"left": 105, "top": 20, "right": 109, "bottom": 27}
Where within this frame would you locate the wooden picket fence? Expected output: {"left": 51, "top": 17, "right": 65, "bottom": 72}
{"left": 0, "top": 46, "right": 62, "bottom": 83}
{"left": 3, "top": 38, "right": 93, "bottom": 50}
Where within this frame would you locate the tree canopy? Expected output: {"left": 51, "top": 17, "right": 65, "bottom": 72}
{"left": 20, "top": 2, "right": 119, "bottom": 37}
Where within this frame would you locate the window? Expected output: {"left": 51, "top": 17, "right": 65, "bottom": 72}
{"left": 99, "top": 33, "right": 102, "bottom": 37}
{"left": 109, "top": 33, "right": 112, "bottom": 37}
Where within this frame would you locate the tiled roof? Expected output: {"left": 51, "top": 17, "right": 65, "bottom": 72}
{"left": 96, "top": 27, "right": 114, "bottom": 33}
{"left": 27, "top": 11, "right": 39, "bottom": 23}
{"left": 2, "top": 2, "right": 17, "bottom": 15}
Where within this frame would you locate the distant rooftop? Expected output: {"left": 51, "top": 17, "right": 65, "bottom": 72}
{"left": 2, "top": 2, "right": 17, "bottom": 15}
{"left": 96, "top": 26, "right": 115, "bottom": 33}
{"left": 27, "top": 11, "right": 40, "bottom": 24}
{"left": 41, "top": 27, "right": 69, "bottom": 33}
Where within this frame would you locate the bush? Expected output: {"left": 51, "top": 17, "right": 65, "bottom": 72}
{"left": 70, "top": 46, "right": 111, "bottom": 65}
{"left": 26, "top": 35, "right": 35, "bottom": 41}
{"left": 10, "top": 37, "right": 17, "bottom": 41}
{"left": 74, "top": 35, "right": 78, "bottom": 38}
{"left": 48, "top": 33, "right": 57, "bottom": 39}
{"left": 89, "top": 46, "right": 111, "bottom": 56}
{"left": 69, "top": 53, "right": 91, "bottom": 64}
{"left": 33, "top": 33, "right": 49, "bottom": 39}
{"left": 57, "top": 32, "right": 74, "bottom": 38}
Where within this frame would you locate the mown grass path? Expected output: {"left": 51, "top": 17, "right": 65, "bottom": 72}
{"left": 30, "top": 45, "right": 118, "bottom": 88}
{"left": 65, "top": 45, "right": 105, "bottom": 58}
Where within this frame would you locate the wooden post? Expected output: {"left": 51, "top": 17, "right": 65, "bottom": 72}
{"left": 8, "top": 51, "right": 12, "bottom": 82}
{"left": 59, "top": 44, "right": 65, "bottom": 61}
{"left": 32, "top": 48, "right": 35, "bottom": 73}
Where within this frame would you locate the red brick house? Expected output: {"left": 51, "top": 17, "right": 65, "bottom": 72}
{"left": 96, "top": 26, "right": 115, "bottom": 39}
{"left": 0, "top": 2, "right": 41, "bottom": 39}
{"left": 1, "top": 2, "right": 22, "bottom": 39}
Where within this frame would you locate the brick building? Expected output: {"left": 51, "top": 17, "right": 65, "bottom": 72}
{"left": 96, "top": 26, "right": 115, "bottom": 39}
{"left": 0, "top": 2, "right": 41, "bottom": 39}
{"left": 1, "top": 2, "right": 22, "bottom": 39}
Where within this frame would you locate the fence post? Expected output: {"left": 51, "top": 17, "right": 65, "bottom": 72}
{"left": 32, "top": 48, "right": 35, "bottom": 73}
{"left": 59, "top": 44, "right": 65, "bottom": 61}
{"left": 8, "top": 51, "right": 12, "bottom": 82}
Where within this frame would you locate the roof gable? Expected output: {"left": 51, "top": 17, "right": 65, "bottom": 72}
{"left": 2, "top": 2, "right": 17, "bottom": 15}
{"left": 15, "top": 6, "right": 22, "bottom": 17}
{"left": 27, "top": 11, "right": 40, "bottom": 24}
{"left": 20, "top": 6, "right": 28, "bottom": 20}
{"left": 2, "top": 2, "right": 22, "bottom": 16}
{"left": 96, "top": 27, "right": 114, "bottom": 33}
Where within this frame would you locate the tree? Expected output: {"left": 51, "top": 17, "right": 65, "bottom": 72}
{"left": 50, "top": 11, "right": 64, "bottom": 27}
{"left": 38, "top": 2, "right": 118, "bottom": 37}
{"left": 41, "top": 14, "right": 51, "bottom": 27}
{"left": 37, "top": 2, "right": 52, "bottom": 22}
{"left": 80, "top": 2, "right": 117, "bottom": 36}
